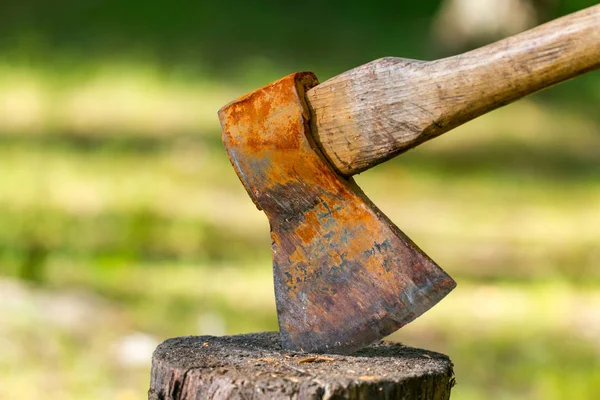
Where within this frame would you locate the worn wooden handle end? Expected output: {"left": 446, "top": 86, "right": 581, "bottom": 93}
{"left": 306, "top": 4, "right": 600, "bottom": 176}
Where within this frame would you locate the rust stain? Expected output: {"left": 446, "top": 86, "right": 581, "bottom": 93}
{"left": 219, "top": 72, "right": 456, "bottom": 354}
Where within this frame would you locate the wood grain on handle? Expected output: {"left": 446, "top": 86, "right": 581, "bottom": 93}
{"left": 306, "top": 4, "right": 600, "bottom": 176}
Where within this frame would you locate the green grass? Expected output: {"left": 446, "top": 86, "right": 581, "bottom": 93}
{"left": 0, "top": 63, "right": 599, "bottom": 399}
{"left": 2, "top": 105, "right": 598, "bottom": 283}
{"left": 2, "top": 263, "right": 599, "bottom": 400}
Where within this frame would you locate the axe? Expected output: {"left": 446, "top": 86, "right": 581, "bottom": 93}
{"left": 218, "top": 5, "right": 600, "bottom": 354}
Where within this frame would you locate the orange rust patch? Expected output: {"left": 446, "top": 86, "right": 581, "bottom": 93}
{"left": 295, "top": 211, "right": 320, "bottom": 244}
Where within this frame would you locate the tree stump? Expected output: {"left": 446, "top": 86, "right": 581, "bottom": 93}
{"left": 149, "top": 332, "right": 454, "bottom": 399}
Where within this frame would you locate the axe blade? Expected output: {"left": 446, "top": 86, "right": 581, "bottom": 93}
{"left": 219, "top": 72, "right": 456, "bottom": 354}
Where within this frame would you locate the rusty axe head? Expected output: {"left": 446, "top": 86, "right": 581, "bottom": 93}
{"left": 217, "top": 4, "right": 600, "bottom": 353}
{"left": 218, "top": 72, "right": 455, "bottom": 354}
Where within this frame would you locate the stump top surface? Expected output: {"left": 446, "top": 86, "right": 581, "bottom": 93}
{"left": 153, "top": 332, "right": 452, "bottom": 382}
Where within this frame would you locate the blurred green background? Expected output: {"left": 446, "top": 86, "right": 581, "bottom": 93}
{"left": 0, "top": 0, "right": 599, "bottom": 399}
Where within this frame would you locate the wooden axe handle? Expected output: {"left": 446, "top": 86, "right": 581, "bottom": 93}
{"left": 306, "top": 4, "right": 600, "bottom": 176}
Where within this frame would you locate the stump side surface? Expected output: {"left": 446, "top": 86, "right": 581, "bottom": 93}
{"left": 149, "top": 332, "right": 454, "bottom": 400}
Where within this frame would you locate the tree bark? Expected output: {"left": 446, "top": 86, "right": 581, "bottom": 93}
{"left": 149, "top": 332, "right": 454, "bottom": 400}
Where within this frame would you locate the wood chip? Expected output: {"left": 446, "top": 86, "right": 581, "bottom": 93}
{"left": 202, "top": 342, "right": 209, "bottom": 347}
{"left": 359, "top": 376, "right": 380, "bottom": 381}
{"left": 298, "top": 356, "right": 317, "bottom": 364}
{"left": 317, "top": 356, "right": 339, "bottom": 362}
{"left": 298, "top": 356, "right": 339, "bottom": 364}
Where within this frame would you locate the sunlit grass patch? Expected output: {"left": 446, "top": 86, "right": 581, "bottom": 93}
{"left": 1, "top": 126, "right": 598, "bottom": 283}
{"left": 396, "top": 281, "right": 600, "bottom": 400}
{"left": 0, "top": 62, "right": 238, "bottom": 137}
{"left": 1, "top": 268, "right": 598, "bottom": 400}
